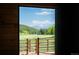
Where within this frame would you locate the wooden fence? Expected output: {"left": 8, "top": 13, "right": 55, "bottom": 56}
{"left": 20, "top": 37, "right": 55, "bottom": 55}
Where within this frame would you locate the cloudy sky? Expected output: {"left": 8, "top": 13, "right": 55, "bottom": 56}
{"left": 19, "top": 7, "right": 55, "bottom": 29}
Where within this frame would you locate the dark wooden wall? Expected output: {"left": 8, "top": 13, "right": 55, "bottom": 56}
{"left": 0, "top": 3, "right": 56, "bottom": 55}
{"left": 0, "top": 4, "right": 19, "bottom": 55}
{"left": 56, "top": 4, "right": 79, "bottom": 55}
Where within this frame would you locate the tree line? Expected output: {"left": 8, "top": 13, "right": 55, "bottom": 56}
{"left": 38, "top": 26, "right": 55, "bottom": 35}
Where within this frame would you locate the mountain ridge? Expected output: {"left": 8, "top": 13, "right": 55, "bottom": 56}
{"left": 20, "top": 24, "right": 55, "bottom": 35}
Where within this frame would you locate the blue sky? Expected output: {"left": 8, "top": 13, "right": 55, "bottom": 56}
{"left": 19, "top": 7, "right": 55, "bottom": 29}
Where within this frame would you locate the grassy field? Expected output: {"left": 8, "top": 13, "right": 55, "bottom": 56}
{"left": 20, "top": 34, "right": 55, "bottom": 53}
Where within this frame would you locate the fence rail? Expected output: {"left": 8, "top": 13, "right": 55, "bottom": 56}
{"left": 20, "top": 37, "right": 55, "bottom": 55}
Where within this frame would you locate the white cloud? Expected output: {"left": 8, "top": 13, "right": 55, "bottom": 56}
{"left": 25, "top": 20, "right": 54, "bottom": 29}
{"left": 41, "top": 9, "right": 55, "bottom": 11}
{"left": 35, "top": 9, "right": 55, "bottom": 16}
{"left": 35, "top": 11, "right": 52, "bottom": 15}
{"left": 32, "top": 20, "right": 52, "bottom": 25}
{"left": 31, "top": 20, "right": 53, "bottom": 28}
{"left": 41, "top": 9, "right": 49, "bottom": 11}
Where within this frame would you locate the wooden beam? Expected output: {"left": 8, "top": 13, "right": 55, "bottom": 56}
{"left": 26, "top": 39, "right": 28, "bottom": 55}
{"left": 47, "top": 39, "right": 49, "bottom": 52}
{"left": 28, "top": 40, "right": 31, "bottom": 52}
{"left": 36, "top": 38, "right": 39, "bottom": 55}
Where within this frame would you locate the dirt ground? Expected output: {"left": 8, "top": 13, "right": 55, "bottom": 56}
{"left": 20, "top": 51, "right": 55, "bottom": 55}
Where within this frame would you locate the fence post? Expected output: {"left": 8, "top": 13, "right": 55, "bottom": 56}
{"left": 26, "top": 39, "right": 28, "bottom": 55}
{"left": 47, "top": 39, "right": 49, "bottom": 52}
{"left": 36, "top": 38, "right": 39, "bottom": 55}
{"left": 28, "top": 40, "right": 31, "bottom": 52}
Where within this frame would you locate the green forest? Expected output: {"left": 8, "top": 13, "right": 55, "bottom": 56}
{"left": 20, "top": 24, "right": 55, "bottom": 35}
